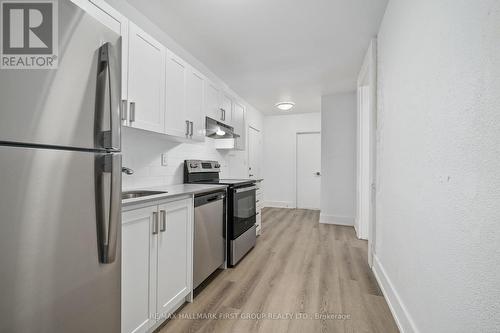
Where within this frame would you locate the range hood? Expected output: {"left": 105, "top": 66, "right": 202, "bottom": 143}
{"left": 205, "top": 117, "right": 239, "bottom": 139}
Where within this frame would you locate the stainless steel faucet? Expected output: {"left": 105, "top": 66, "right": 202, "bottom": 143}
{"left": 121, "top": 167, "right": 134, "bottom": 175}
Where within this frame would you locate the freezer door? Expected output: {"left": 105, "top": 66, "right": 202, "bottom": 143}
{"left": 0, "top": 0, "right": 121, "bottom": 151}
{"left": 0, "top": 146, "right": 121, "bottom": 333}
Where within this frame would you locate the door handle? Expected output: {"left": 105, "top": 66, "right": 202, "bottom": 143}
{"left": 95, "top": 154, "right": 121, "bottom": 264}
{"left": 96, "top": 43, "right": 120, "bottom": 151}
{"left": 160, "top": 210, "right": 166, "bottom": 232}
{"left": 152, "top": 212, "right": 159, "bottom": 235}
{"left": 129, "top": 102, "right": 136, "bottom": 123}
{"left": 185, "top": 120, "right": 190, "bottom": 136}
{"left": 189, "top": 121, "right": 194, "bottom": 137}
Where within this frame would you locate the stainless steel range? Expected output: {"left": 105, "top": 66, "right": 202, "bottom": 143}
{"left": 184, "top": 160, "right": 257, "bottom": 266}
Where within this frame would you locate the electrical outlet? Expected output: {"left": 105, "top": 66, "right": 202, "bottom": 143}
{"left": 161, "top": 153, "right": 168, "bottom": 166}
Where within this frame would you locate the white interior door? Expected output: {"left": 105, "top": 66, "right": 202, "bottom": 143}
{"left": 248, "top": 126, "right": 261, "bottom": 179}
{"left": 296, "top": 132, "right": 321, "bottom": 210}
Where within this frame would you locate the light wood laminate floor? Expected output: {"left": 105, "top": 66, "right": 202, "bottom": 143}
{"left": 159, "top": 208, "right": 399, "bottom": 333}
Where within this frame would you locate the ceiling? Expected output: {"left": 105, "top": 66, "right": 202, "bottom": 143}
{"left": 126, "top": 0, "right": 388, "bottom": 115}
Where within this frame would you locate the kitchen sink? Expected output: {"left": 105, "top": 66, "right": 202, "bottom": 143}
{"left": 122, "top": 190, "right": 167, "bottom": 200}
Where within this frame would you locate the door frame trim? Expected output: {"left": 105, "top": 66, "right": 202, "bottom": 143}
{"left": 356, "top": 38, "right": 377, "bottom": 267}
{"left": 295, "top": 131, "right": 321, "bottom": 210}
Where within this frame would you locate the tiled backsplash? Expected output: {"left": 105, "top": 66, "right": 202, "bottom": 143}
{"left": 121, "top": 127, "right": 232, "bottom": 189}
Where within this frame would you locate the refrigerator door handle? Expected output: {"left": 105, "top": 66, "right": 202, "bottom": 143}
{"left": 96, "top": 154, "right": 121, "bottom": 264}
{"left": 97, "top": 43, "right": 121, "bottom": 151}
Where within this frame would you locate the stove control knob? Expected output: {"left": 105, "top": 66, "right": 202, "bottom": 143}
{"left": 190, "top": 163, "right": 198, "bottom": 168}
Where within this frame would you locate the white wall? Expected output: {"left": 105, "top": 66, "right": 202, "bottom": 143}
{"left": 98, "top": 0, "right": 264, "bottom": 188}
{"left": 263, "top": 113, "right": 321, "bottom": 208}
{"left": 320, "top": 93, "right": 357, "bottom": 225}
{"left": 375, "top": 1, "right": 500, "bottom": 332}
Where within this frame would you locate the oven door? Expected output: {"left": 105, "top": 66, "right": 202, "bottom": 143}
{"left": 232, "top": 185, "right": 256, "bottom": 239}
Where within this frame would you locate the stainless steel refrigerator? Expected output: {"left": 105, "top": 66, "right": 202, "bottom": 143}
{"left": 0, "top": 1, "right": 122, "bottom": 332}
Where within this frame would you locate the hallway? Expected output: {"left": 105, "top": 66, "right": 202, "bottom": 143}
{"left": 160, "top": 208, "right": 398, "bottom": 333}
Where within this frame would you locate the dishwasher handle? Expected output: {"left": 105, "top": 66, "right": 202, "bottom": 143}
{"left": 194, "top": 192, "right": 225, "bottom": 207}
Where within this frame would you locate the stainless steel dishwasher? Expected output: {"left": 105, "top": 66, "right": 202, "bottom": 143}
{"left": 193, "top": 190, "right": 226, "bottom": 289}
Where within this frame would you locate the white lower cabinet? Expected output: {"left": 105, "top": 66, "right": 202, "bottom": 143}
{"left": 122, "top": 197, "right": 193, "bottom": 333}
{"left": 156, "top": 200, "right": 193, "bottom": 318}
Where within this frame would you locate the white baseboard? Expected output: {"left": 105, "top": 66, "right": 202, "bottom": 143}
{"left": 372, "top": 255, "right": 419, "bottom": 333}
{"left": 263, "top": 201, "right": 294, "bottom": 208}
{"left": 319, "top": 213, "right": 354, "bottom": 226}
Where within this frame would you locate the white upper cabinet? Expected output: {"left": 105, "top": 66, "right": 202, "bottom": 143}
{"left": 76, "top": 0, "right": 252, "bottom": 144}
{"left": 221, "top": 94, "right": 233, "bottom": 125}
{"left": 127, "top": 23, "right": 166, "bottom": 133}
{"left": 232, "top": 101, "right": 246, "bottom": 150}
{"left": 185, "top": 67, "right": 206, "bottom": 141}
{"left": 205, "top": 81, "right": 223, "bottom": 122}
{"left": 165, "top": 50, "right": 189, "bottom": 138}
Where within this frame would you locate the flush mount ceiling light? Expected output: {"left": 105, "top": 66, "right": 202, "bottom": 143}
{"left": 275, "top": 102, "right": 295, "bottom": 111}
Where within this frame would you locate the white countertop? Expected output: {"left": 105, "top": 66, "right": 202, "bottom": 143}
{"left": 122, "top": 183, "right": 228, "bottom": 207}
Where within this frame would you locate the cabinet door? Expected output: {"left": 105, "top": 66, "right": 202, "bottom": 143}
{"left": 186, "top": 68, "right": 206, "bottom": 141}
{"left": 232, "top": 102, "right": 246, "bottom": 150}
{"left": 221, "top": 94, "right": 233, "bottom": 125}
{"left": 128, "top": 22, "right": 166, "bottom": 133}
{"left": 122, "top": 205, "right": 158, "bottom": 333}
{"left": 165, "top": 50, "right": 189, "bottom": 138}
{"left": 205, "top": 81, "right": 222, "bottom": 121}
{"left": 156, "top": 199, "right": 193, "bottom": 317}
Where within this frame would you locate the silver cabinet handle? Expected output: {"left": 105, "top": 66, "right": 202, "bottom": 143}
{"left": 160, "top": 210, "right": 166, "bottom": 232}
{"left": 95, "top": 154, "right": 121, "bottom": 264}
{"left": 190, "top": 121, "right": 194, "bottom": 137}
{"left": 152, "top": 212, "right": 159, "bottom": 235}
{"left": 220, "top": 108, "right": 225, "bottom": 121}
{"left": 129, "top": 102, "right": 136, "bottom": 123}
{"left": 121, "top": 100, "right": 128, "bottom": 121}
{"left": 185, "top": 120, "right": 190, "bottom": 136}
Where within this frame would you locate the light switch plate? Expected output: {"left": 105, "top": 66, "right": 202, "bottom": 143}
{"left": 161, "top": 153, "right": 168, "bottom": 166}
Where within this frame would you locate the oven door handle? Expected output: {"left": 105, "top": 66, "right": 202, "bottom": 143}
{"left": 234, "top": 186, "right": 256, "bottom": 194}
